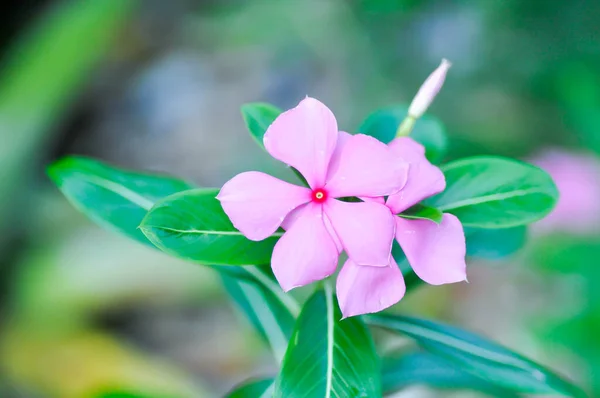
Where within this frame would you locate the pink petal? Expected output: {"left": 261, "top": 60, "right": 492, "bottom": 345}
{"left": 326, "top": 130, "right": 352, "bottom": 181}
{"left": 325, "top": 134, "right": 409, "bottom": 198}
{"left": 386, "top": 137, "right": 446, "bottom": 214}
{"left": 282, "top": 203, "right": 343, "bottom": 253}
{"left": 336, "top": 257, "right": 406, "bottom": 318}
{"left": 263, "top": 97, "right": 338, "bottom": 188}
{"left": 280, "top": 203, "right": 308, "bottom": 231}
{"left": 271, "top": 203, "right": 339, "bottom": 291}
{"left": 395, "top": 214, "right": 467, "bottom": 285}
{"left": 217, "top": 171, "right": 311, "bottom": 241}
{"left": 325, "top": 199, "right": 395, "bottom": 266}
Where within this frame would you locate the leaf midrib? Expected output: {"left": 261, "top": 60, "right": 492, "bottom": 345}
{"left": 140, "top": 225, "right": 284, "bottom": 237}
{"left": 436, "top": 188, "right": 550, "bottom": 212}
{"left": 366, "top": 316, "right": 536, "bottom": 372}
{"left": 71, "top": 173, "right": 155, "bottom": 210}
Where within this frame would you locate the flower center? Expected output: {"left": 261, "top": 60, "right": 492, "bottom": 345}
{"left": 311, "top": 188, "right": 328, "bottom": 203}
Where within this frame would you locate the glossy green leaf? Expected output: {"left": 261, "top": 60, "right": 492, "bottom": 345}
{"left": 466, "top": 226, "right": 528, "bottom": 259}
{"left": 222, "top": 264, "right": 299, "bottom": 362}
{"left": 226, "top": 378, "right": 274, "bottom": 398}
{"left": 366, "top": 314, "right": 585, "bottom": 396}
{"left": 49, "top": 157, "right": 295, "bottom": 361}
{"left": 274, "top": 286, "right": 381, "bottom": 398}
{"left": 398, "top": 204, "right": 443, "bottom": 224}
{"left": 140, "top": 189, "right": 280, "bottom": 265}
{"left": 48, "top": 156, "right": 193, "bottom": 244}
{"left": 427, "top": 157, "right": 559, "bottom": 228}
{"left": 382, "top": 351, "right": 521, "bottom": 397}
{"left": 241, "top": 103, "right": 282, "bottom": 149}
{"left": 358, "top": 105, "right": 448, "bottom": 163}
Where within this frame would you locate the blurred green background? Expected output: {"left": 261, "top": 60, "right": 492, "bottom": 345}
{"left": 1, "top": 0, "right": 599, "bottom": 397}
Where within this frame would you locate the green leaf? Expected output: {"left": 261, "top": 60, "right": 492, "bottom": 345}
{"left": 139, "top": 189, "right": 280, "bottom": 266}
{"left": 49, "top": 157, "right": 295, "bottom": 360}
{"left": 47, "top": 156, "right": 193, "bottom": 245}
{"left": 274, "top": 286, "right": 381, "bottom": 398}
{"left": 398, "top": 204, "right": 443, "bottom": 224}
{"left": 382, "top": 351, "right": 521, "bottom": 397}
{"left": 427, "top": 156, "right": 559, "bottom": 228}
{"left": 466, "top": 226, "right": 528, "bottom": 259}
{"left": 358, "top": 105, "right": 448, "bottom": 163}
{"left": 366, "top": 314, "right": 585, "bottom": 396}
{"left": 241, "top": 103, "right": 282, "bottom": 149}
{"left": 240, "top": 102, "right": 308, "bottom": 186}
{"left": 226, "top": 378, "right": 274, "bottom": 398}
{"left": 221, "top": 264, "right": 299, "bottom": 362}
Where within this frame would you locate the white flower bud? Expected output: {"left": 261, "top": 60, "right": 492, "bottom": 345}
{"left": 407, "top": 59, "right": 451, "bottom": 119}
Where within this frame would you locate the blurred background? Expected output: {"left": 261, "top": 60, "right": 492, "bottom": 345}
{"left": 1, "top": 0, "right": 599, "bottom": 397}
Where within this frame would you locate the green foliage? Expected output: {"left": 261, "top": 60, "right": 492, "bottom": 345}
{"left": 358, "top": 105, "right": 448, "bottom": 163}
{"left": 382, "top": 351, "right": 521, "bottom": 397}
{"left": 366, "top": 314, "right": 585, "bottom": 396}
{"left": 47, "top": 156, "right": 193, "bottom": 244}
{"left": 428, "top": 156, "right": 559, "bottom": 228}
{"left": 139, "top": 189, "right": 280, "bottom": 266}
{"left": 466, "top": 226, "right": 528, "bottom": 259}
{"left": 47, "top": 157, "right": 292, "bottom": 359}
{"left": 274, "top": 286, "right": 380, "bottom": 398}
{"left": 225, "top": 378, "right": 274, "bottom": 398}
{"left": 398, "top": 203, "right": 443, "bottom": 223}
{"left": 241, "top": 103, "right": 283, "bottom": 149}
{"left": 221, "top": 264, "right": 298, "bottom": 362}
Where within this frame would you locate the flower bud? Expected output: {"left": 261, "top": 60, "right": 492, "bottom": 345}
{"left": 407, "top": 59, "right": 451, "bottom": 119}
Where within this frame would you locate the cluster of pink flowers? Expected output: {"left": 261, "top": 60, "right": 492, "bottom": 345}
{"left": 217, "top": 97, "right": 467, "bottom": 318}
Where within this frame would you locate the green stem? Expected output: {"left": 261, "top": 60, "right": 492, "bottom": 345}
{"left": 396, "top": 116, "right": 416, "bottom": 137}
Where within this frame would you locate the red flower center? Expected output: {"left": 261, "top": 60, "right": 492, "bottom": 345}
{"left": 311, "top": 188, "right": 328, "bottom": 203}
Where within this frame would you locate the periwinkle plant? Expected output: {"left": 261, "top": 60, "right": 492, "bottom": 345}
{"left": 48, "top": 61, "right": 586, "bottom": 397}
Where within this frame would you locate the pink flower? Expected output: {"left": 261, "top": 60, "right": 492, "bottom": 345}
{"left": 217, "top": 97, "right": 409, "bottom": 291}
{"left": 336, "top": 137, "right": 467, "bottom": 318}
{"left": 529, "top": 148, "right": 600, "bottom": 235}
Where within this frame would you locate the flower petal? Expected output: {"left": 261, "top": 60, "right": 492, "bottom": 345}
{"left": 326, "top": 130, "right": 352, "bottom": 181}
{"left": 271, "top": 203, "right": 339, "bottom": 291}
{"left": 325, "top": 199, "right": 395, "bottom": 266}
{"left": 281, "top": 203, "right": 343, "bottom": 253}
{"left": 217, "top": 171, "right": 310, "bottom": 241}
{"left": 325, "top": 134, "right": 409, "bottom": 198}
{"left": 395, "top": 214, "right": 467, "bottom": 285}
{"left": 386, "top": 137, "right": 446, "bottom": 214}
{"left": 263, "top": 97, "right": 338, "bottom": 188}
{"left": 336, "top": 257, "right": 406, "bottom": 318}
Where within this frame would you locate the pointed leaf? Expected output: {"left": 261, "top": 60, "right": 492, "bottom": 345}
{"left": 48, "top": 157, "right": 294, "bottom": 360}
{"left": 274, "top": 286, "right": 381, "bottom": 397}
{"left": 358, "top": 105, "right": 448, "bottom": 163}
{"left": 47, "top": 156, "right": 193, "bottom": 244}
{"left": 382, "top": 351, "right": 521, "bottom": 397}
{"left": 241, "top": 103, "right": 282, "bottom": 150}
{"left": 398, "top": 204, "right": 443, "bottom": 224}
{"left": 366, "top": 314, "right": 585, "bottom": 396}
{"left": 139, "top": 189, "right": 281, "bottom": 265}
{"left": 427, "top": 157, "right": 559, "bottom": 228}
